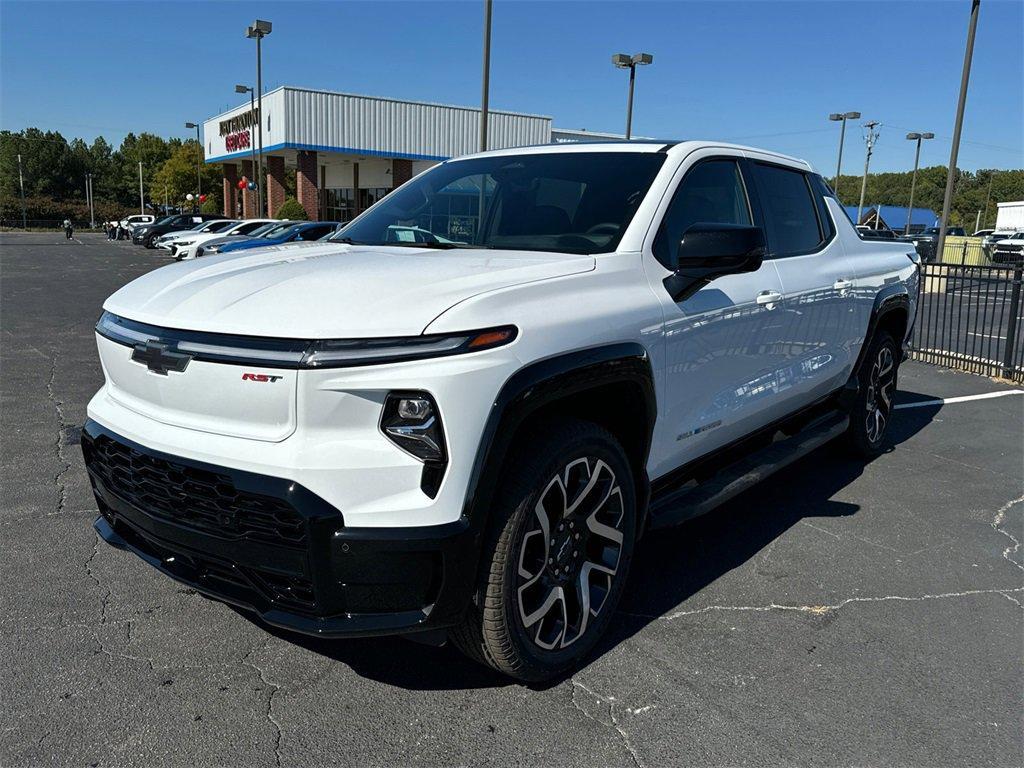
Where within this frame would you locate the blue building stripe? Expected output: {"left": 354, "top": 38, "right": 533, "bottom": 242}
{"left": 206, "top": 141, "right": 450, "bottom": 164}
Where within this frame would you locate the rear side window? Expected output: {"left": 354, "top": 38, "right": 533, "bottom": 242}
{"left": 653, "top": 159, "right": 752, "bottom": 269}
{"left": 752, "top": 163, "right": 825, "bottom": 257}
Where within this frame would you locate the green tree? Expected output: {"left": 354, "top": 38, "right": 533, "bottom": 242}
{"left": 151, "top": 141, "right": 221, "bottom": 210}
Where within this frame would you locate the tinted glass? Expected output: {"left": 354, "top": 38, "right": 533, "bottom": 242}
{"left": 654, "top": 160, "right": 751, "bottom": 268}
{"left": 334, "top": 152, "right": 666, "bottom": 255}
{"left": 234, "top": 221, "right": 268, "bottom": 235}
{"left": 753, "top": 164, "right": 823, "bottom": 256}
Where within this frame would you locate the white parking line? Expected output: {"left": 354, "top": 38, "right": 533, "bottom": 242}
{"left": 895, "top": 390, "right": 1024, "bottom": 410}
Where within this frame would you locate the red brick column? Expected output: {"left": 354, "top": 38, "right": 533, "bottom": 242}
{"left": 296, "top": 151, "right": 319, "bottom": 221}
{"left": 266, "top": 155, "right": 286, "bottom": 218}
{"left": 392, "top": 158, "right": 413, "bottom": 188}
{"left": 240, "top": 159, "right": 255, "bottom": 218}
{"left": 222, "top": 164, "right": 238, "bottom": 217}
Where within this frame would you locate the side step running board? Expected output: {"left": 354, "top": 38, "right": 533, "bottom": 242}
{"left": 648, "top": 411, "right": 849, "bottom": 530}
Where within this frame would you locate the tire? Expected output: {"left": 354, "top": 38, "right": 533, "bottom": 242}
{"left": 451, "top": 419, "right": 637, "bottom": 682}
{"left": 846, "top": 330, "right": 899, "bottom": 458}
{"left": 145, "top": 234, "right": 157, "bottom": 249}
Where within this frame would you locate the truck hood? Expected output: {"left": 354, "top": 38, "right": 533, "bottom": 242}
{"left": 104, "top": 243, "right": 595, "bottom": 338}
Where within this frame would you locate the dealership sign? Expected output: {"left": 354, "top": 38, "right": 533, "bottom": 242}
{"left": 225, "top": 130, "right": 251, "bottom": 151}
{"left": 219, "top": 107, "right": 259, "bottom": 136}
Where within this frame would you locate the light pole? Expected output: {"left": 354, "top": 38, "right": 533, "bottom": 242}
{"left": 138, "top": 161, "right": 145, "bottom": 214}
{"left": 936, "top": 0, "right": 981, "bottom": 266}
{"left": 86, "top": 173, "right": 95, "bottom": 228}
{"left": 479, "top": 0, "right": 493, "bottom": 152}
{"left": 856, "top": 121, "right": 880, "bottom": 225}
{"left": 903, "top": 131, "right": 934, "bottom": 235}
{"left": 17, "top": 153, "right": 26, "bottom": 228}
{"left": 185, "top": 121, "right": 202, "bottom": 208}
{"left": 612, "top": 52, "right": 653, "bottom": 140}
{"left": 829, "top": 111, "right": 860, "bottom": 197}
{"left": 246, "top": 19, "right": 272, "bottom": 218}
{"left": 235, "top": 85, "right": 258, "bottom": 216}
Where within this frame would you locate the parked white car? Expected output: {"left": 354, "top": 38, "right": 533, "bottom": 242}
{"left": 84, "top": 141, "right": 918, "bottom": 681}
{"left": 174, "top": 219, "right": 280, "bottom": 260}
{"left": 155, "top": 220, "right": 241, "bottom": 254}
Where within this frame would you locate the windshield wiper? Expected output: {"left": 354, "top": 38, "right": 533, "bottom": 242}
{"left": 381, "top": 241, "right": 475, "bottom": 249}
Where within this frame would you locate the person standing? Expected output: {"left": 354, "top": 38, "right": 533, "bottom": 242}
{"left": 63, "top": 219, "right": 73, "bottom": 239}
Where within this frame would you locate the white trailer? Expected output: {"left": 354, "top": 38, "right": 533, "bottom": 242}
{"left": 995, "top": 201, "right": 1024, "bottom": 231}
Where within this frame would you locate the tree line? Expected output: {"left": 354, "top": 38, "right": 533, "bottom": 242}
{"left": 1, "top": 126, "right": 1022, "bottom": 229}
{"left": 831, "top": 165, "right": 1021, "bottom": 230}
{"left": 0, "top": 128, "right": 224, "bottom": 225}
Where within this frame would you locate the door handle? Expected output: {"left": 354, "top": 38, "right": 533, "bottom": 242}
{"left": 756, "top": 290, "right": 783, "bottom": 307}
{"left": 833, "top": 279, "right": 854, "bottom": 291}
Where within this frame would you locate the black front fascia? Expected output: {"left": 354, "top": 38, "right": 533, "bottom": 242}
{"left": 82, "top": 420, "right": 478, "bottom": 639}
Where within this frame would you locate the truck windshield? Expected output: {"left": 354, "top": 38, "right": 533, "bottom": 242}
{"left": 331, "top": 152, "right": 666, "bottom": 254}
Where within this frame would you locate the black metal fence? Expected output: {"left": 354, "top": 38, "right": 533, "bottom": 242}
{"left": 911, "top": 263, "right": 1024, "bottom": 382}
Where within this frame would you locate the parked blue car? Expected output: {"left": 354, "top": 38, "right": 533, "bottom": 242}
{"left": 214, "top": 221, "right": 341, "bottom": 254}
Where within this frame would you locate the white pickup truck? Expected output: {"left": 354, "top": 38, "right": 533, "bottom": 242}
{"left": 83, "top": 141, "right": 918, "bottom": 681}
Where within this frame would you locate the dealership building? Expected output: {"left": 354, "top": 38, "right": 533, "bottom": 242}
{"left": 202, "top": 85, "right": 618, "bottom": 223}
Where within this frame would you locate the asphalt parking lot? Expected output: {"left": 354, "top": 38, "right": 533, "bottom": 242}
{"left": 2, "top": 231, "right": 1022, "bottom": 767}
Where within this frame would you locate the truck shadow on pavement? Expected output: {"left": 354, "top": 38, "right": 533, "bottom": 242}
{"left": 245, "top": 392, "right": 939, "bottom": 691}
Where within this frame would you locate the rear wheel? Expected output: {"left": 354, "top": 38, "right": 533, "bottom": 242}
{"left": 846, "top": 331, "right": 898, "bottom": 457}
{"left": 452, "top": 420, "right": 636, "bottom": 682}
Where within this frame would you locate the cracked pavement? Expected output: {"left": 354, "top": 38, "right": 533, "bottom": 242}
{"left": 2, "top": 233, "right": 1022, "bottom": 767}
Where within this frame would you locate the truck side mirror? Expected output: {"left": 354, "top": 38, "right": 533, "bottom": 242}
{"left": 663, "top": 223, "right": 765, "bottom": 302}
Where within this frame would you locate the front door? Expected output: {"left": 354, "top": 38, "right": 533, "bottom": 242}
{"left": 646, "top": 156, "right": 792, "bottom": 480}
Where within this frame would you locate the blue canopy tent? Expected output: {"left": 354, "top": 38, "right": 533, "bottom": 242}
{"left": 843, "top": 205, "right": 938, "bottom": 234}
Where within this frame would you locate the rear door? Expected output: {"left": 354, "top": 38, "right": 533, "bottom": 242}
{"left": 744, "top": 157, "right": 860, "bottom": 408}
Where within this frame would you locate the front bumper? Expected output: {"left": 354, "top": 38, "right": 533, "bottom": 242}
{"left": 82, "top": 420, "right": 479, "bottom": 639}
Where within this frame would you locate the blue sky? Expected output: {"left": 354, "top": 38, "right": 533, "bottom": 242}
{"left": 2, "top": 0, "right": 1021, "bottom": 173}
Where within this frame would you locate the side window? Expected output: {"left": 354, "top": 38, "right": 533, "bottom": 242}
{"left": 752, "top": 163, "right": 825, "bottom": 257}
{"left": 653, "top": 159, "right": 751, "bottom": 269}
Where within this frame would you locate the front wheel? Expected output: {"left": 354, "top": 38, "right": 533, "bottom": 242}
{"left": 846, "top": 331, "right": 899, "bottom": 458}
{"left": 452, "top": 420, "right": 636, "bottom": 682}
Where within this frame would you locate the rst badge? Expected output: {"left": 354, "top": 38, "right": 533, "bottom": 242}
{"left": 241, "top": 373, "right": 283, "bottom": 383}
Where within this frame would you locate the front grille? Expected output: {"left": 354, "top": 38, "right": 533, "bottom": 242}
{"left": 86, "top": 434, "right": 307, "bottom": 546}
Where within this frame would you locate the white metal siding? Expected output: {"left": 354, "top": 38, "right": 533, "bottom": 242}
{"left": 283, "top": 88, "right": 551, "bottom": 160}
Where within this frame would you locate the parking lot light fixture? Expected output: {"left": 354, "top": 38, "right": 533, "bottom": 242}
{"left": 828, "top": 111, "right": 860, "bottom": 197}
{"left": 246, "top": 19, "right": 272, "bottom": 218}
{"left": 234, "top": 85, "right": 258, "bottom": 215}
{"left": 185, "top": 122, "right": 201, "bottom": 207}
{"left": 612, "top": 52, "right": 653, "bottom": 140}
{"left": 904, "top": 131, "right": 935, "bottom": 235}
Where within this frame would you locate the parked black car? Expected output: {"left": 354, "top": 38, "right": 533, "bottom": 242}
{"left": 132, "top": 214, "right": 227, "bottom": 248}
{"left": 898, "top": 226, "right": 966, "bottom": 262}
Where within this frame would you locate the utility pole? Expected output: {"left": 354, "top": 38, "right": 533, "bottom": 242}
{"left": 937, "top": 0, "right": 981, "bottom": 265}
{"left": 17, "top": 153, "right": 27, "bottom": 229}
{"left": 138, "top": 161, "right": 144, "bottom": 214}
{"left": 479, "top": 0, "right": 492, "bottom": 152}
{"left": 856, "top": 121, "right": 880, "bottom": 225}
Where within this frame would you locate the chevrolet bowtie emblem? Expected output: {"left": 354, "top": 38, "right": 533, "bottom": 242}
{"left": 131, "top": 340, "right": 192, "bottom": 375}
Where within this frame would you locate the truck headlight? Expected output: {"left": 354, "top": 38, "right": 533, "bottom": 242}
{"left": 380, "top": 392, "right": 445, "bottom": 463}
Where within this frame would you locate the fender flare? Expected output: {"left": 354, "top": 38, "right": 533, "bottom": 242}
{"left": 840, "top": 284, "right": 910, "bottom": 408}
{"left": 459, "top": 342, "right": 657, "bottom": 540}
